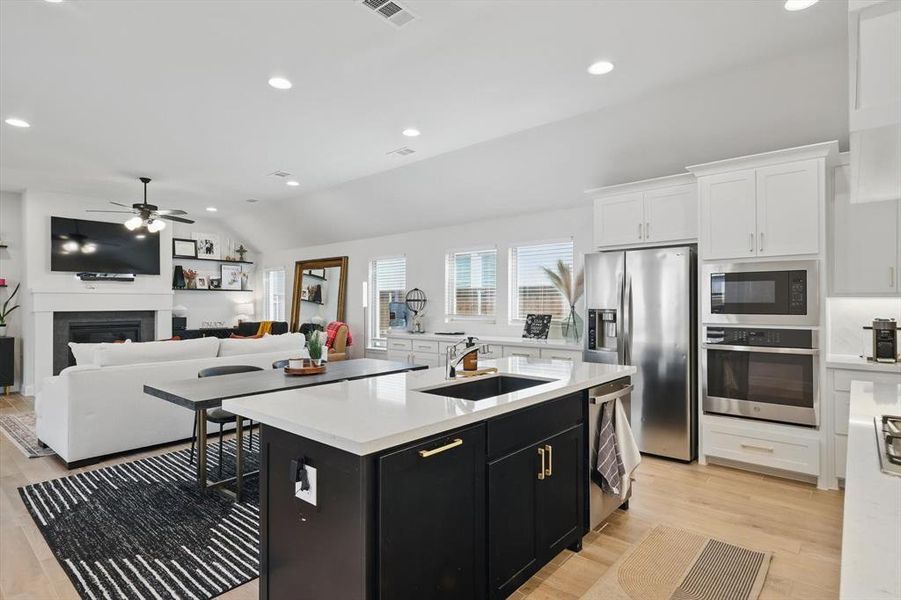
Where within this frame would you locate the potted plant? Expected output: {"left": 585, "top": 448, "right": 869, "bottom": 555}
{"left": 307, "top": 330, "right": 324, "bottom": 366}
{"left": 541, "top": 260, "right": 584, "bottom": 343}
{"left": 0, "top": 282, "right": 21, "bottom": 337}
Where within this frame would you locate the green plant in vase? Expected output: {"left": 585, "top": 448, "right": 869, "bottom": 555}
{"left": 307, "top": 331, "right": 324, "bottom": 366}
{"left": 0, "top": 283, "right": 21, "bottom": 336}
{"left": 541, "top": 260, "right": 584, "bottom": 343}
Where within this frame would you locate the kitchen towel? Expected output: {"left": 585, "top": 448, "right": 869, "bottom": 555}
{"left": 614, "top": 397, "right": 641, "bottom": 500}
{"left": 596, "top": 401, "right": 622, "bottom": 495}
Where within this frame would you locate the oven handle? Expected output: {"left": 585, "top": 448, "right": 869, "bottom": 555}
{"left": 703, "top": 343, "right": 819, "bottom": 355}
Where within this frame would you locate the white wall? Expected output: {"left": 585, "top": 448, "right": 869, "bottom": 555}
{"left": 0, "top": 191, "right": 24, "bottom": 391}
{"left": 263, "top": 205, "right": 594, "bottom": 353}
{"left": 827, "top": 297, "right": 901, "bottom": 357}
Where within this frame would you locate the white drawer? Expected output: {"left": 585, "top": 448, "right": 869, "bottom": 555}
{"left": 834, "top": 434, "right": 848, "bottom": 480}
{"left": 540, "top": 349, "right": 581, "bottom": 362}
{"left": 411, "top": 352, "right": 441, "bottom": 367}
{"left": 387, "top": 339, "right": 413, "bottom": 351}
{"left": 702, "top": 419, "right": 820, "bottom": 476}
{"left": 480, "top": 344, "right": 502, "bottom": 359}
{"left": 833, "top": 368, "right": 900, "bottom": 392}
{"left": 386, "top": 349, "right": 410, "bottom": 363}
{"left": 410, "top": 340, "right": 440, "bottom": 354}
{"left": 833, "top": 390, "right": 850, "bottom": 435}
{"left": 503, "top": 346, "right": 541, "bottom": 359}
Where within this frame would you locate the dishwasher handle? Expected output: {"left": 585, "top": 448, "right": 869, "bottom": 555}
{"left": 588, "top": 382, "right": 633, "bottom": 405}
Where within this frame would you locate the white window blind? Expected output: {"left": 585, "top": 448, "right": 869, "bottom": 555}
{"left": 510, "top": 240, "right": 574, "bottom": 321}
{"left": 370, "top": 257, "right": 406, "bottom": 347}
{"left": 445, "top": 248, "right": 497, "bottom": 319}
{"left": 263, "top": 268, "right": 286, "bottom": 321}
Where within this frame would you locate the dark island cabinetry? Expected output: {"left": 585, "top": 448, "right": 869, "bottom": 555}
{"left": 260, "top": 391, "right": 586, "bottom": 600}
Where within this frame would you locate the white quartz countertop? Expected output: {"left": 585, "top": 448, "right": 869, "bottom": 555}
{"left": 839, "top": 380, "right": 901, "bottom": 600}
{"left": 826, "top": 354, "right": 901, "bottom": 374}
{"left": 223, "top": 357, "right": 635, "bottom": 456}
{"left": 387, "top": 332, "right": 582, "bottom": 351}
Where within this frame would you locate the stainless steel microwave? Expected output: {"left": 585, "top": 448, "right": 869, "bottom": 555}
{"left": 702, "top": 260, "right": 818, "bottom": 326}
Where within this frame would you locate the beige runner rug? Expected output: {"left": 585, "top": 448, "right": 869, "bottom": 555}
{"left": 581, "top": 525, "right": 771, "bottom": 600}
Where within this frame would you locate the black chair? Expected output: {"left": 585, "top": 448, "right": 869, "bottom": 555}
{"left": 272, "top": 359, "right": 288, "bottom": 369}
{"left": 190, "top": 365, "right": 263, "bottom": 477}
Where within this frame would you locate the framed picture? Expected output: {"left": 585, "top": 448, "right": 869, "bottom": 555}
{"left": 221, "top": 264, "right": 243, "bottom": 290}
{"left": 522, "top": 314, "right": 552, "bottom": 340}
{"left": 210, "top": 277, "right": 222, "bottom": 289}
{"left": 192, "top": 232, "right": 220, "bottom": 260}
{"left": 172, "top": 238, "right": 197, "bottom": 258}
{"left": 195, "top": 275, "right": 210, "bottom": 290}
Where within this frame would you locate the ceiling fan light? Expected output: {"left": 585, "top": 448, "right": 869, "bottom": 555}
{"left": 62, "top": 240, "right": 79, "bottom": 252}
{"left": 124, "top": 216, "right": 143, "bottom": 231}
{"left": 81, "top": 243, "right": 97, "bottom": 254}
{"left": 147, "top": 219, "right": 166, "bottom": 233}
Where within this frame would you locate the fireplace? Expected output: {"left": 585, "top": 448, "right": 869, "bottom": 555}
{"left": 53, "top": 311, "right": 155, "bottom": 374}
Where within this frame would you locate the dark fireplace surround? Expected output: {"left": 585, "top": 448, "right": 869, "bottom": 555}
{"left": 53, "top": 311, "right": 155, "bottom": 374}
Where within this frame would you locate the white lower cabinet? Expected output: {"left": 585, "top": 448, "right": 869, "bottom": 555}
{"left": 387, "top": 336, "right": 580, "bottom": 370}
{"left": 702, "top": 416, "right": 820, "bottom": 476}
{"left": 502, "top": 346, "right": 541, "bottom": 359}
{"left": 539, "top": 349, "right": 582, "bottom": 362}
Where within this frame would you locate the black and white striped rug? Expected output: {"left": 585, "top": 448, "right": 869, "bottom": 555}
{"left": 18, "top": 437, "right": 262, "bottom": 600}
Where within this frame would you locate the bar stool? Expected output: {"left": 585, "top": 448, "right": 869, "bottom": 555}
{"left": 190, "top": 365, "right": 263, "bottom": 477}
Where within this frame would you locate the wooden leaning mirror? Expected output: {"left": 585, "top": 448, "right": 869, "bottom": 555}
{"left": 289, "top": 256, "right": 349, "bottom": 333}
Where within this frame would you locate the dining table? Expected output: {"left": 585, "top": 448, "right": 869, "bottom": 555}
{"left": 143, "top": 358, "right": 427, "bottom": 500}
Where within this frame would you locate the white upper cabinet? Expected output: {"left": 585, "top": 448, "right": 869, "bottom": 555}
{"left": 831, "top": 162, "right": 900, "bottom": 295}
{"left": 589, "top": 173, "right": 697, "bottom": 249}
{"left": 849, "top": 0, "right": 901, "bottom": 133}
{"left": 756, "top": 160, "right": 820, "bottom": 257}
{"left": 643, "top": 183, "right": 698, "bottom": 244}
{"left": 699, "top": 170, "right": 757, "bottom": 260}
{"left": 593, "top": 192, "right": 644, "bottom": 247}
{"left": 689, "top": 142, "right": 838, "bottom": 261}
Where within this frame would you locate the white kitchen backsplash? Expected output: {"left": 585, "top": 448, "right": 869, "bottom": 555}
{"left": 827, "top": 297, "right": 901, "bottom": 356}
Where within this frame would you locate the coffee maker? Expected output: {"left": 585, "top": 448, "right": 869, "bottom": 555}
{"left": 869, "top": 318, "right": 899, "bottom": 363}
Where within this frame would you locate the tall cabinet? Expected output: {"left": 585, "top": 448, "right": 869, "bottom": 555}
{"left": 688, "top": 142, "right": 838, "bottom": 261}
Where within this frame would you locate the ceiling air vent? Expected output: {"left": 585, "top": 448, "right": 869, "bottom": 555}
{"left": 387, "top": 146, "right": 416, "bottom": 156}
{"left": 268, "top": 170, "right": 291, "bottom": 178}
{"left": 361, "top": 0, "right": 416, "bottom": 28}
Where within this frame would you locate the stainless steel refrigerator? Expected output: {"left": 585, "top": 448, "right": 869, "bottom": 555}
{"left": 584, "top": 246, "right": 697, "bottom": 461}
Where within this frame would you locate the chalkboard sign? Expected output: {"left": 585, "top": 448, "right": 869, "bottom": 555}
{"left": 522, "top": 314, "right": 552, "bottom": 340}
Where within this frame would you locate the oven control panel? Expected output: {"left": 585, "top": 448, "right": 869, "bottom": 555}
{"left": 705, "top": 327, "right": 814, "bottom": 349}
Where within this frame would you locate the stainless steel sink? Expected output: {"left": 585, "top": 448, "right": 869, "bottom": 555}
{"left": 417, "top": 375, "right": 554, "bottom": 402}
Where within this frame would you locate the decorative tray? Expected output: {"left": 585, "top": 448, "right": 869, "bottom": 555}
{"left": 284, "top": 362, "right": 327, "bottom": 376}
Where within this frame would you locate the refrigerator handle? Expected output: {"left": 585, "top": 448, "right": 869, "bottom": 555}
{"left": 622, "top": 275, "right": 632, "bottom": 365}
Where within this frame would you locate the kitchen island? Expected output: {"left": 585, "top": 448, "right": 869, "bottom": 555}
{"left": 223, "top": 357, "right": 635, "bottom": 600}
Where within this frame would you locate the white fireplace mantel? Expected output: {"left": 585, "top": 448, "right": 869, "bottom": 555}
{"left": 26, "top": 288, "right": 174, "bottom": 395}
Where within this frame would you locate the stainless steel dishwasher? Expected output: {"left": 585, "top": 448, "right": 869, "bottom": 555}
{"left": 587, "top": 377, "right": 633, "bottom": 530}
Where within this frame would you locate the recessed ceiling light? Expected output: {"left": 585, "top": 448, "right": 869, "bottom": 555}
{"left": 4, "top": 117, "right": 30, "bottom": 128}
{"left": 44, "top": 0, "right": 64, "bottom": 3}
{"left": 246, "top": 198, "right": 259, "bottom": 203}
{"left": 205, "top": 206, "right": 218, "bottom": 212}
{"left": 587, "top": 61, "right": 615, "bottom": 75}
{"left": 286, "top": 180, "right": 300, "bottom": 187}
{"left": 402, "top": 128, "right": 421, "bottom": 137}
{"left": 784, "top": 0, "right": 819, "bottom": 10}
{"left": 268, "top": 77, "right": 292, "bottom": 90}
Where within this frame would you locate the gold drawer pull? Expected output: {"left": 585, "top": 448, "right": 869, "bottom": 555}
{"left": 538, "top": 447, "right": 546, "bottom": 480}
{"left": 545, "top": 444, "right": 553, "bottom": 476}
{"left": 419, "top": 438, "right": 463, "bottom": 458}
{"left": 740, "top": 442, "right": 774, "bottom": 453}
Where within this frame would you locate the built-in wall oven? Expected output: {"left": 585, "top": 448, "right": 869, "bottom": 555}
{"left": 702, "top": 327, "right": 818, "bottom": 427}
{"left": 702, "top": 260, "right": 818, "bottom": 326}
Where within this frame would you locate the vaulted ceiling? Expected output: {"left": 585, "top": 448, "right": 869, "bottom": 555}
{"left": 0, "top": 0, "right": 848, "bottom": 251}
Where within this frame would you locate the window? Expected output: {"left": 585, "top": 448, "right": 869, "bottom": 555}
{"left": 509, "top": 240, "right": 574, "bottom": 321}
{"left": 445, "top": 248, "right": 497, "bottom": 320}
{"left": 369, "top": 256, "right": 406, "bottom": 348}
{"left": 263, "top": 268, "right": 286, "bottom": 321}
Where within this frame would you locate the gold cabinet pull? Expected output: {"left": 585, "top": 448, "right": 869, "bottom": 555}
{"left": 538, "top": 447, "right": 546, "bottom": 480}
{"left": 545, "top": 444, "right": 553, "bottom": 476}
{"left": 418, "top": 438, "right": 463, "bottom": 458}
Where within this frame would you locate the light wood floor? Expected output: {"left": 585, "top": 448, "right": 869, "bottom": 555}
{"left": 0, "top": 394, "right": 844, "bottom": 600}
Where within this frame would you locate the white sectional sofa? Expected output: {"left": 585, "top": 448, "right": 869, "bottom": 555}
{"left": 36, "top": 334, "right": 309, "bottom": 467}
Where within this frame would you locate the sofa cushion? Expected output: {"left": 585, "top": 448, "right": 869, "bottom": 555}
{"left": 93, "top": 336, "right": 220, "bottom": 367}
{"left": 218, "top": 332, "right": 306, "bottom": 357}
{"left": 68, "top": 340, "right": 132, "bottom": 366}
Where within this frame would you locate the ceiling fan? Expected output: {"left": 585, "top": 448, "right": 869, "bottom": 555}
{"left": 87, "top": 177, "right": 195, "bottom": 232}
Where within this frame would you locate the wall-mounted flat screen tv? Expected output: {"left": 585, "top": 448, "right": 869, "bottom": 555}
{"left": 50, "top": 216, "right": 161, "bottom": 275}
